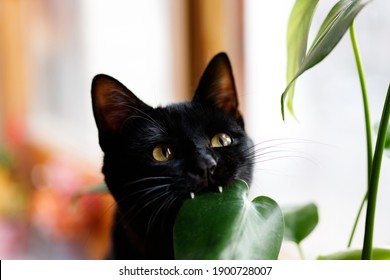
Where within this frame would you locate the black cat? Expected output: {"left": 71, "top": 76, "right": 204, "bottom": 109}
{"left": 91, "top": 53, "right": 254, "bottom": 259}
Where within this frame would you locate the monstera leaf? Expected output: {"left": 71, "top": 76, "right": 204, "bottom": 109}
{"left": 282, "top": 0, "right": 371, "bottom": 119}
{"left": 283, "top": 203, "right": 319, "bottom": 244}
{"left": 173, "top": 180, "right": 284, "bottom": 260}
{"left": 285, "top": 0, "right": 319, "bottom": 118}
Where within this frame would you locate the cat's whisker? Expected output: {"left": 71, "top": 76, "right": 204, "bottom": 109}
{"left": 245, "top": 150, "right": 313, "bottom": 162}
{"left": 125, "top": 176, "right": 174, "bottom": 186}
{"left": 142, "top": 190, "right": 171, "bottom": 209}
{"left": 130, "top": 188, "right": 170, "bottom": 212}
{"left": 251, "top": 155, "right": 317, "bottom": 165}
{"left": 112, "top": 183, "right": 173, "bottom": 221}
{"left": 126, "top": 183, "right": 172, "bottom": 197}
{"left": 147, "top": 193, "right": 178, "bottom": 236}
{"left": 245, "top": 148, "right": 295, "bottom": 158}
{"left": 242, "top": 138, "right": 321, "bottom": 156}
{"left": 119, "top": 177, "right": 175, "bottom": 192}
{"left": 251, "top": 137, "right": 318, "bottom": 147}
{"left": 121, "top": 189, "right": 172, "bottom": 225}
{"left": 105, "top": 184, "right": 172, "bottom": 221}
{"left": 250, "top": 167, "right": 288, "bottom": 176}
{"left": 242, "top": 139, "right": 318, "bottom": 166}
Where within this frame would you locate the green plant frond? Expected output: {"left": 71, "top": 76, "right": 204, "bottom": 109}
{"left": 282, "top": 0, "right": 371, "bottom": 120}
{"left": 173, "top": 180, "right": 284, "bottom": 260}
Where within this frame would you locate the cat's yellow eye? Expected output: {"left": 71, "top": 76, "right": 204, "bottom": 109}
{"left": 211, "top": 133, "right": 232, "bottom": 148}
{"left": 152, "top": 144, "right": 174, "bottom": 162}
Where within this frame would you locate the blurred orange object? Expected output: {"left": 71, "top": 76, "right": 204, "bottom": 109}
{"left": 29, "top": 187, "right": 114, "bottom": 259}
{"left": 27, "top": 153, "right": 114, "bottom": 259}
{"left": 1, "top": 144, "right": 114, "bottom": 259}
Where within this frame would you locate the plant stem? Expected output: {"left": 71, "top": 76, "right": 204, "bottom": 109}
{"left": 347, "top": 193, "right": 367, "bottom": 247}
{"left": 297, "top": 244, "right": 305, "bottom": 260}
{"left": 362, "top": 84, "right": 390, "bottom": 259}
{"left": 347, "top": 22, "right": 372, "bottom": 248}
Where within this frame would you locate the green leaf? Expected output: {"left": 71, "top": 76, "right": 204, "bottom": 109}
{"left": 0, "top": 148, "right": 13, "bottom": 169}
{"left": 82, "top": 183, "right": 108, "bottom": 194}
{"left": 173, "top": 180, "right": 284, "bottom": 260}
{"left": 374, "top": 122, "right": 390, "bottom": 157}
{"left": 70, "top": 183, "right": 108, "bottom": 210}
{"left": 362, "top": 84, "right": 390, "bottom": 259}
{"left": 317, "top": 248, "right": 390, "bottom": 260}
{"left": 283, "top": 203, "right": 319, "bottom": 244}
{"left": 385, "top": 124, "right": 390, "bottom": 152}
{"left": 285, "top": 0, "right": 319, "bottom": 118}
{"left": 282, "top": 0, "right": 371, "bottom": 119}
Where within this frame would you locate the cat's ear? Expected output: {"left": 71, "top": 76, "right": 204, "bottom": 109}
{"left": 193, "top": 53, "right": 239, "bottom": 115}
{"left": 91, "top": 74, "right": 151, "bottom": 135}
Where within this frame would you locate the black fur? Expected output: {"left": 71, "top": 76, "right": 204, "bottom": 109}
{"left": 91, "top": 53, "right": 254, "bottom": 259}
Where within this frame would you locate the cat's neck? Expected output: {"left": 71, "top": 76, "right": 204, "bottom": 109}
{"left": 110, "top": 208, "right": 176, "bottom": 259}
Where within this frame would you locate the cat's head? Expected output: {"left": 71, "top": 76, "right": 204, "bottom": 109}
{"left": 91, "top": 54, "right": 253, "bottom": 258}
{"left": 92, "top": 53, "right": 253, "bottom": 203}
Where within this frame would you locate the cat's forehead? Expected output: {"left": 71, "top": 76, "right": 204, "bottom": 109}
{"left": 157, "top": 102, "right": 227, "bottom": 131}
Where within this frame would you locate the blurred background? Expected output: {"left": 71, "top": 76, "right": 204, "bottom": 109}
{"left": 0, "top": 0, "right": 389, "bottom": 259}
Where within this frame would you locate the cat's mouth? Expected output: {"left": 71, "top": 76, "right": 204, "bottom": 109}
{"left": 188, "top": 185, "right": 224, "bottom": 200}
{"left": 190, "top": 186, "right": 223, "bottom": 199}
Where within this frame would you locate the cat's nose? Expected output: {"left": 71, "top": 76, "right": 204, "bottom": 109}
{"left": 206, "top": 156, "right": 217, "bottom": 175}
{"left": 192, "top": 151, "right": 217, "bottom": 183}
{"left": 198, "top": 152, "right": 216, "bottom": 175}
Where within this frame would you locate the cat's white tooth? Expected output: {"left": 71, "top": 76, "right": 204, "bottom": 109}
{"left": 218, "top": 186, "right": 223, "bottom": 193}
{"left": 190, "top": 192, "right": 195, "bottom": 199}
